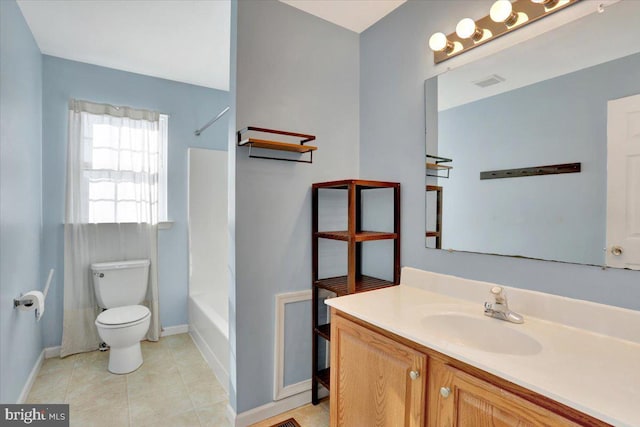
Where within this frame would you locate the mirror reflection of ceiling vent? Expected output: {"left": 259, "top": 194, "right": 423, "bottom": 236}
{"left": 473, "top": 74, "right": 505, "bottom": 88}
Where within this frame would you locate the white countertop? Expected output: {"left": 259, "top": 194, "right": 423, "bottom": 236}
{"left": 325, "top": 269, "right": 640, "bottom": 427}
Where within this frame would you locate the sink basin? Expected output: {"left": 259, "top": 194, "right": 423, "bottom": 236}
{"left": 421, "top": 312, "right": 542, "bottom": 356}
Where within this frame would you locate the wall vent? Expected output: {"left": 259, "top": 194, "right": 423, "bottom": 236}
{"left": 473, "top": 74, "right": 505, "bottom": 88}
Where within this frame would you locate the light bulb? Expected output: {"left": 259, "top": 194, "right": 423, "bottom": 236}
{"left": 456, "top": 18, "right": 483, "bottom": 41}
{"left": 429, "top": 32, "right": 449, "bottom": 52}
{"left": 490, "top": 1, "right": 517, "bottom": 25}
{"left": 531, "top": 0, "right": 559, "bottom": 6}
{"left": 455, "top": 18, "right": 476, "bottom": 39}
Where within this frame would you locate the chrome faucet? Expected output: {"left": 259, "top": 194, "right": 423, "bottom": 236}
{"left": 484, "top": 286, "right": 524, "bottom": 324}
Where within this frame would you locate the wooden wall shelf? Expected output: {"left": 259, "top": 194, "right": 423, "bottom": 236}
{"left": 237, "top": 126, "right": 317, "bottom": 163}
{"left": 426, "top": 163, "right": 452, "bottom": 170}
{"left": 311, "top": 179, "right": 401, "bottom": 404}
{"left": 241, "top": 138, "right": 317, "bottom": 153}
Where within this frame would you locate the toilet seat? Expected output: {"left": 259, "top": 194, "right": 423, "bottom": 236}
{"left": 96, "top": 305, "right": 150, "bottom": 329}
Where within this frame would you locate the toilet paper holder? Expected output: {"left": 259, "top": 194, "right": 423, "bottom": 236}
{"left": 12, "top": 268, "right": 54, "bottom": 313}
{"left": 13, "top": 295, "right": 36, "bottom": 308}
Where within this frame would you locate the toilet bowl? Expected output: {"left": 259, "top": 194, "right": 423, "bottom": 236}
{"left": 95, "top": 305, "right": 151, "bottom": 374}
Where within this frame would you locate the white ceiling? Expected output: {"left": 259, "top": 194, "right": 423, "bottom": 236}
{"left": 17, "top": 0, "right": 230, "bottom": 91}
{"left": 280, "top": 0, "right": 406, "bottom": 33}
{"left": 16, "top": 0, "right": 403, "bottom": 90}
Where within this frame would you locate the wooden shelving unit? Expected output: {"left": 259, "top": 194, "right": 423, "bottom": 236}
{"left": 237, "top": 126, "right": 317, "bottom": 163}
{"left": 311, "top": 179, "right": 401, "bottom": 404}
{"left": 316, "top": 367, "right": 331, "bottom": 391}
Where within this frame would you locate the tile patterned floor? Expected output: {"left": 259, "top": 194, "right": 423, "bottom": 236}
{"left": 27, "top": 334, "right": 229, "bottom": 427}
{"left": 26, "top": 333, "right": 329, "bottom": 427}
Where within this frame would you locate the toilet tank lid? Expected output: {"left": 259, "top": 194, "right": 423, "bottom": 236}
{"left": 91, "top": 259, "right": 150, "bottom": 271}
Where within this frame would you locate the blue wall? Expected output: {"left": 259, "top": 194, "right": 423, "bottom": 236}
{"left": 360, "top": 1, "right": 640, "bottom": 310}
{"left": 235, "top": 0, "right": 359, "bottom": 412}
{"left": 437, "top": 52, "right": 640, "bottom": 265}
{"left": 0, "top": 0, "right": 44, "bottom": 403}
{"left": 42, "top": 56, "right": 229, "bottom": 347}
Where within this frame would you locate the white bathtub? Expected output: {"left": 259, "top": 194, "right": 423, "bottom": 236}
{"left": 189, "top": 292, "right": 229, "bottom": 393}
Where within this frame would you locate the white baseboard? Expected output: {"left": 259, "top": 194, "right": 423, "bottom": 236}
{"left": 44, "top": 346, "right": 61, "bottom": 359}
{"left": 189, "top": 327, "right": 229, "bottom": 395}
{"left": 160, "top": 324, "right": 189, "bottom": 337}
{"left": 233, "top": 391, "right": 312, "bottom": 427}
{"left": 17, "top": 350, "right": 45, "bottom": 403}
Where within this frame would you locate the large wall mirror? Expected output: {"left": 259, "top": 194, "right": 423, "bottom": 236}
{"left": 425, "top": 0, "right": 640, "bottom": 269}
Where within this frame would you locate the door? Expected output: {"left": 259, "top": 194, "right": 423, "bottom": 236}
{"left": 428, "top": 357, "right": 579, "bottom": 427}
{"left": 330, "top": 313, "right": 426, "bottom": 427}
{"left": 607, "top": 94, "right": 640, "bottom": 270}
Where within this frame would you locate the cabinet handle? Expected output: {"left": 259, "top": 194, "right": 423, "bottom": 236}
{"left": 409, "top": 370, "right": 420, "bottom": 380}
{"left": 440, "top": 387, "right": 451, "bottom": 398}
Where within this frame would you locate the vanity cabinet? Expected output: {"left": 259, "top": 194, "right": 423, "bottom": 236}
{"left": 330, "top": 311, "right": 426, "bottom": 427}
{"left": 330, "top": 309, "right": 609, "bottom": 427}
{"left": 428, "top": 357, "right": 579, "bottom": 426}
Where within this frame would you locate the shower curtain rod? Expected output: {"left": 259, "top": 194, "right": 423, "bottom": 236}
{"left": 194, "top": 106, "right": 230, "bottom": 136}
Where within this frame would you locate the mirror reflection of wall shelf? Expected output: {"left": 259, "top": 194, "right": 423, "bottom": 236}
{"left": 237, "top": 126, "right": 317, "bottom": 163}
{"left": 424, "top": 0, "right": 640, "bottom": 268}
{"left": 480, "top": 162, "right": 581, "bottom": 180}
{"left": 428, "top": 0, "right": 580, "bottom": 64}
{"left": 426, "top": 185, "right": 443, "bottom": 249}
{"left": 426, "top": 154, "right": 453, "bottom": 178}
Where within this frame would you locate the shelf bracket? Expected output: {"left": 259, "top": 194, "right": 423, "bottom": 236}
{"left": 247, "top": 143, "right": 314, "bottom": 164}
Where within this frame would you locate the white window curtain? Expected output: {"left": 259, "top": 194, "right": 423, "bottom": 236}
{"left": 61, "top": 100, "right": 161, "bottom": 357}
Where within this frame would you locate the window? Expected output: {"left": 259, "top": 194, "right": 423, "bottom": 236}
{"left": 80, "top": 109, "right": 168, "bottom": 224}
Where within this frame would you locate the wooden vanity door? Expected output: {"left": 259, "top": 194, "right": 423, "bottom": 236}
{"left": 428, "top": 357, "right": 580, "bottom": 427}
{"left": 330, "top": 313, "right": 426, "bottom": 427}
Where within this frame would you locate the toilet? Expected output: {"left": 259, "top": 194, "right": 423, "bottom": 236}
{"left": 92, "top": 259, "right": 151, "bottom": 374}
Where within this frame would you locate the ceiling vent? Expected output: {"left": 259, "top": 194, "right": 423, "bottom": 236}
{"left": 473, "top": 74, "right": 505, "bottom": 88}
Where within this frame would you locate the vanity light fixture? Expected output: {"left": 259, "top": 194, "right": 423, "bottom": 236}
{"left": 429, "top": 0, "right": 579, "bottom": 64}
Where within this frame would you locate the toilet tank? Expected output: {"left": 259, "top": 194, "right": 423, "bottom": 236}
{"left": 91, "top": 259, "right": 150, "bottom": 309}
